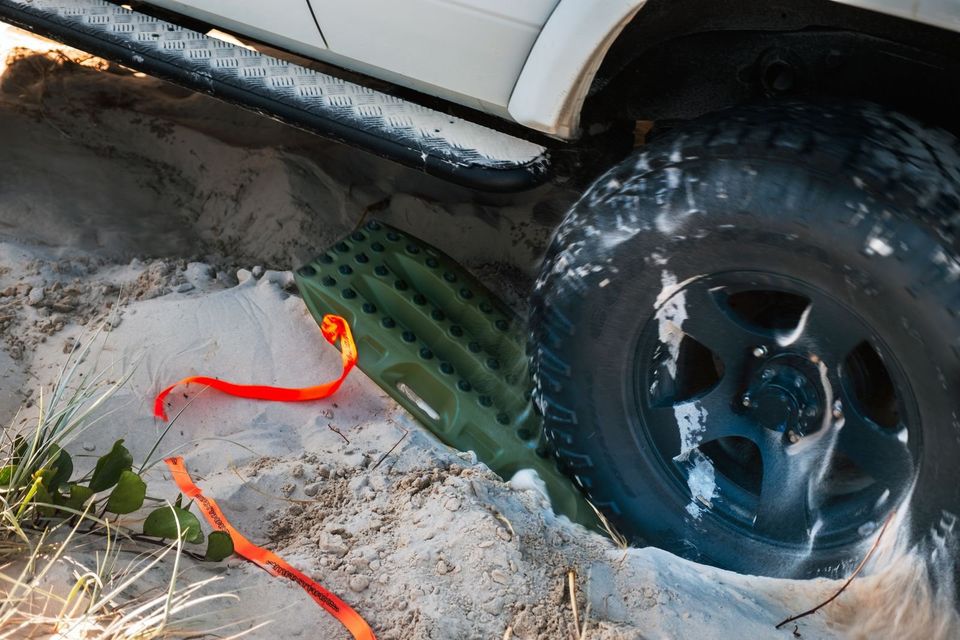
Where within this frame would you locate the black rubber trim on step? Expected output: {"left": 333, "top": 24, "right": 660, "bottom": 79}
{"left": 0, "top": 2, "right": 551, "bottom": 193}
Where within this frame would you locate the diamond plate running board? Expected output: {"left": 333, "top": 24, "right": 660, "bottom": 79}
{"left": 295, "top": 221, "right": 601, "bottom": 530}
{"left": 0, "top": 0, "right": 550, "bottom": 192}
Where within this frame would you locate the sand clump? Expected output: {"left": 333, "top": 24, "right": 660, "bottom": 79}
{"left": 0, "top": 254, "right": 175, "bottom": 357}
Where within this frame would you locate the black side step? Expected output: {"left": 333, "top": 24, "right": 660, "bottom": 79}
{"left": 0, "top": 0, "right": 551, "bottom": 192}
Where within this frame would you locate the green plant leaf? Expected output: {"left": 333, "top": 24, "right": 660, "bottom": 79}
{"left": 143, "top": 505, "right": 204, "bottom": 544}
{"left": 44, "top": 446, "right": 73, "bottom": 492}
{"left": 56, "top": 484, "right": 95, "bottom": 514}
{"left": 88, "top": 440, "right": 133, "bottom": 492}
{"left": 36, "top": 469, "right": 56, "bottom": 491}
{"left": 204, "top": 531, "right": 234, "bottom": 561}
{"left": 105, "top": 470, "right": 146, "bottom": 514}
{"left": 12, "top": 435, "right": 28, "bottom": 465}
{"left": 34, "top": 483, "right": 55, "bottom": 518}
{"left": 0, "top": 465, "right": 16, "bottom": 486}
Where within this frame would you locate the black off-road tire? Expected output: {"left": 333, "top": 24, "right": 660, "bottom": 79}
{"left": 531, "top": 101, "right": 960, "bottom": 578}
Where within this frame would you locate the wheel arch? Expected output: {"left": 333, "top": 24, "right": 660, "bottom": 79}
{"left": 510, "top": 0, "right": 960, "bottom": 140}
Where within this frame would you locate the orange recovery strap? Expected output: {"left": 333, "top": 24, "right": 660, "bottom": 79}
{"left": 164, "top": 457, "right": 376, "bottom": 640}
{"left": 153, "top": 314, "right": 374, "bottom": 639}
{"left": 153, "top": 314, "right": 357, "bottom": 421}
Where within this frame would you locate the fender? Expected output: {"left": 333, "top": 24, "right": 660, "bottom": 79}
{"left": 508, "top": 0, "right": 647, "bottom": 140}
{"left": 510, "top": 0, "right": 960, "bottom": 140}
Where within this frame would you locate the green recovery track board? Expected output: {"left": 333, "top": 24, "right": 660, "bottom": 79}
{"left": 295, "top": 220, "right": 600, "bottom": 530}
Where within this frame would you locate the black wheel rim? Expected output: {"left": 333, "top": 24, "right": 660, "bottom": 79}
{"left": 634, "top": 270, "right": 920, "bottom": 549}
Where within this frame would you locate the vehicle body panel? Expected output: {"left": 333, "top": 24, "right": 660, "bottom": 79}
{"left": 146, "top": 0, "right": 327, "bottom": 51}
{"left": 829, "top": 0, "right": 960, "bottom": 32}
{"left": 149, "top": 0, "right": 559, "bottom": 117}
{"left": 144, "top": 0, "right": 960, "bottom": 138}
{"left": 508, "top": 0, "right": 648, "bottom": 139}
{"left": 303, "top": 0, "right": 559, "bottom": 115}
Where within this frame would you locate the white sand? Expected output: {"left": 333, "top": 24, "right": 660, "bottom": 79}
{"left": 1, "top": 27, "right": 956, "bottom": 639}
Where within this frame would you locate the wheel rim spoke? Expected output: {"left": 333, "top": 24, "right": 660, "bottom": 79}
{"left": 836, "top": 400, "right": 914, "bottom": 490}
{"left": 754, "top": 434, "right": 815, "bottom": 539}
{"left": 797, "top": 299, "right": 872, "bottom": 366}
{"left": 675, "top": 284, "right": 766, "bottom": 371}
{"left": 650, "top": 382, "right": 758, "bottom": 460}
{"left": 694, "top": 375, "right": 758, "bottom": 444}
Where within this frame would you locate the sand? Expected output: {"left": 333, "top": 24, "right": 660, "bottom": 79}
{"left": 1, "top": 25, "right": 956, "bottom": 639}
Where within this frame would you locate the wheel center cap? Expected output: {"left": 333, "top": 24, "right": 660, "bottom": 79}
{"left": 753, "top": 387, "right": 799, "bottom": 432}
{"left": 744, "top": 353, "right": 824, "bottom": 437}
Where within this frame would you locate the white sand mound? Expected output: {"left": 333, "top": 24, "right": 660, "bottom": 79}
{"left": 1, "top": 28, "right": 956, "bottom": 639}
{"left": 20, "top": 271, "right": 836, "bottom": 639}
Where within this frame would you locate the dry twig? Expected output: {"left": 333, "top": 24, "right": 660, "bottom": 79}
{"left": 775, "top": 510, "right": 896, "bottom": 629}
{"left": 371, "top": 429, "right": 409, "bottom": 470}
{"left": 586, "top": 500, "right": 628, "bottom": 549}
{"left": 494, "top": 512, "right": 515, "bottom": 539}
{"left": 353, "top": 196, "right": 391, "bottom": 231}
{"left": 567, "top": 569, "right": 582, "bottom": 639}
{"left": 327, "top": 423, "right": 350, "bottom": 444}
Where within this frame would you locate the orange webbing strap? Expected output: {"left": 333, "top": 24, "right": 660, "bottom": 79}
{"left": 164, "top": 457, "right": 376, "bottom": 640}
{"left": 153, "top": 313, "right": 373, "bottom": 639}
{"left": 153, "top": 314, "right": 357, "bottom": 421}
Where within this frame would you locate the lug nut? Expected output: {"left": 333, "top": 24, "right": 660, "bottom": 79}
{"left": 787, "top": 430, "right": 800, "bottom": 444}
{"left": 833, "top": 400, "right": 844, "bottom": 420}
{"left": 752, "top": 346, "right": 768, "bottom": 358}
{"left": 742, "top": 394, "right": 752, "bottom": 408}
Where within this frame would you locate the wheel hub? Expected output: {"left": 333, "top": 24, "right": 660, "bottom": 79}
{"left": 743, "top": 353, "right": 824, "bottom": 439}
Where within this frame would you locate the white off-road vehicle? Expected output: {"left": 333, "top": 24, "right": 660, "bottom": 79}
{"left": 3, "top": 0, "right": 959, "bottom": 581}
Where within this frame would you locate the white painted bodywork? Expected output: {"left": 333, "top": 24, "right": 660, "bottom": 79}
{"left": 145, "top": 0, "right": 960, "bottom": 140}
{"left": 308, "top": 0, "right": 559, "bottom": 116}
{"left": 146, "top": 0, "right": 326, "bottom": 52}
{"left": 149, "top": 0, "right": 559, "bottom": 118}
{"left": 508, "top": 0, "right": 648, "bottom": 138}
{"left": 829, "top": 0, "right": 960, "bottom": 32}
